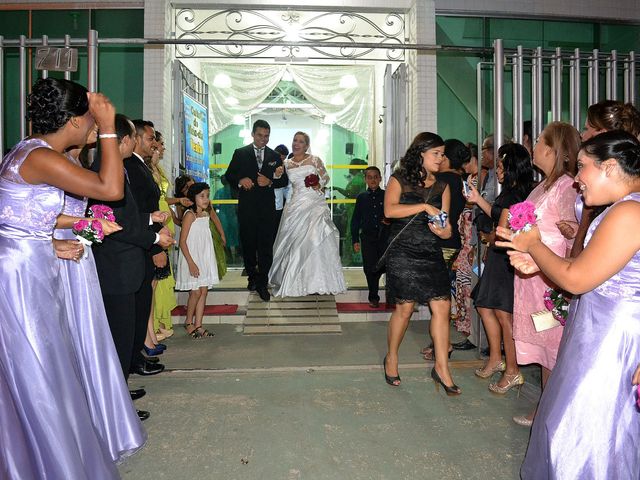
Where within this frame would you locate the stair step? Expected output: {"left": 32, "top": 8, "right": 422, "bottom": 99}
{"left": 246, "top": 308, "right": 338, "bottom": 317}
{"left": 243, "top": 324, "right": 342, "bottom": 335}
{"left": 243, "top": 315, "right": 340, "bottom": 325}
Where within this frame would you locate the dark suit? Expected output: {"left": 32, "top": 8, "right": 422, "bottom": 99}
{"left": 224, "top": 144, "right": 288, "bottom": 288}
{"left": 123, "top": 153, "right": 162, "bottom": 371}
{"left": 90, "top": 163, "right": 156, "bottom": 379}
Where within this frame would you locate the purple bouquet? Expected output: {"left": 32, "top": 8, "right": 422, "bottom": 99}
{"left": 508, "top": 200, "right": 537, "bottom": 233}
{"left": 543, "top": 287, "right": 570, "bottom": 326}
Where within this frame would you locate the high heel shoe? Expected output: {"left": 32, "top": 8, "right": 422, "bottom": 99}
{"left": 383, "top": 356, "right": 401, "bottom": 387}
{"left": 488, "top": 372, "right": 525, "bottom": 396}
{"left": 474, "top": 360, "right": 506, "bottom": 379}
{"left": 430, "top": 367, "right": 461, "bottom": 396}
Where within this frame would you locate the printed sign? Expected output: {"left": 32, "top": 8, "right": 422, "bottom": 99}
{"left": 183, "top": 93, "right": 209, "bottom": 182}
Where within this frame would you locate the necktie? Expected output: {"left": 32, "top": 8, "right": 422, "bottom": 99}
{"left": 255, "top": 148, "right": 264, "bottom": 169}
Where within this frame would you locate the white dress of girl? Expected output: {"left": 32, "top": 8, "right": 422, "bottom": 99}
{"left": 269, "top": 155, "right": 346, "bottom": 297}
{"left": 175, "top": 210, "right": 219, "bottom": 290}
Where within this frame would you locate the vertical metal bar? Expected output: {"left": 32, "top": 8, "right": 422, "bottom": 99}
{"left": 0, "top": 36, "right": 4, "bottom": 150}
{"left": 570, "top": 48, "right": 581, "bottom": 129}
{"left": 64, "top": 34, "right": 71, "bottom": 81}
{"left": 610, "top": 50, "right": 618, "bottom": 100}
{"left": 624, "top": 56, "right": 631, "bottom": 103}
{"left": 592, "top": 49, "right": 599, "bottom": 104}
{"left": 476, "top": 61, "right": 483, "bottom": 153}
{"left": 552, "top": 47, "right": 562, "bottom": 121}
{"left": 41, "top": 35, "right": 49, "bottom": 79}
{"left": 19, "top": 35, "right": 27, "bottom": 139}
{"left": 87, "top": 29, "right": 98, "bottom": 92}
{"left": 494, "top": 39, "right": 504, "bottom": 151}
{"left": 630, "top": 52, "right": 636, "bottom": 105}
{"left": 513, "top": 46, "right": 523, "bottom": 144}
{"left": 533, "top": 47, "right": 543, "bottom": 141}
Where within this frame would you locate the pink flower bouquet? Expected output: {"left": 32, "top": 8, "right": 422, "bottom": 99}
{"left": 508, "top": 200, "right": 537, "bottom": 233}
{"left": 72, "top": 219, "right": 105, "bottom": 259}
{"left": 543, "top": 287, "right": 571, "bottom": 326}
{"left": 88, "top": 204, "right": 115, "bottom": 221}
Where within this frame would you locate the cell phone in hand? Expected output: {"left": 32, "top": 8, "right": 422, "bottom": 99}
{"left": 462, "top": 180, "right": 471, "bottom": 197}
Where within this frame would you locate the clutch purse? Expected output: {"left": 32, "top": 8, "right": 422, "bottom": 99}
{"left": 531, "top": 310, "right": 561, "bottom": 332}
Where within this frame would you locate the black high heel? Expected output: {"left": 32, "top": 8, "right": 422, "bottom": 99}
{"left": 431, "top": 367, "right": 461, "bottom": 396}
{"left": 383, "top": 356, "right": 401, "bottom": 387}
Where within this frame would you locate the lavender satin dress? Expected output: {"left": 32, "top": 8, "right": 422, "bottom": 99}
{"left": 53, "top": 154, "right": 146, "bottom": 463}
{"left": 0, "top": 139, "right": 119, "bottom": 479}
{"left": 521, "top": 192, "right": 640, "bottom": 479}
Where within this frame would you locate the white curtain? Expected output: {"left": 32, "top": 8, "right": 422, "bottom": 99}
{"left": 201, "top": 63, "right": 374, "bottom": 142}
{"left": 201, "top": 64, "right": 285, "bottom": 134}
{"left": 383, "top": 63, "right": 407, "bottom": 180}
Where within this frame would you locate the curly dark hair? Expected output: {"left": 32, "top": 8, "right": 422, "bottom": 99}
{"left": 499, "top": 143, "right": 536, "bottom": 200}
{"left": 175, "top": 174, "right": 194, "bottom": 198}
{"left": 397, "top": 132, "right": 444, "bottom": 186}
{"left": 27, "top": 78, "right": 89, "bottom": 134}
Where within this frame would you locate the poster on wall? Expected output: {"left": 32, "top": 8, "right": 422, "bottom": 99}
{"left": 183, "top": 93, "right": 209, "bottom": 182}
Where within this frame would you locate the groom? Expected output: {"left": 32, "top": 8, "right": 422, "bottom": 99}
{"left": 225, "top": 120, "right": 288, "bottom": 301}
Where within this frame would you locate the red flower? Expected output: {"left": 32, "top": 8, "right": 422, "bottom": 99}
{"left": 304, "top": 174, "right": 320, "bottom": 188}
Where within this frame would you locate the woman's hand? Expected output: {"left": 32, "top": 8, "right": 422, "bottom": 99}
{"left": 151, "top": 210, "right": 170, "bottom": 224}
{"left": 95, "top": 218, "right": 122, "bottom": 236}
{"left": 275, "top": 165, "right": 284, "bottom": 177}
{"left": 179, "top": 197, "right": 193, "bottom": 207}
{"left": 188, "top": 261, "right": 200, "bottom": 278}
{"left": 221, "top": 234, "right": 227, "bottom": 247}
{"left": 466, "top": 183, "right": 482, "bottom": 204}
{"left": 556, "top": 220, "right": 578, "bottom": 240}
{"left": 495, "top": 225, "right": 542, "bottom": 253}
{"left": 428, "top": 220, "right": 451, "bottom": 239}
{"left": 507, "top": 250, "right": 541, "bottom": 275}
{"left": 632, "top": 364, "right": 640, "bottom": 386}
{"left": 87, "top": 92, "right": 116, "bottom": 131}
{"left": 424, "top": 203, "right": 440, "bottom": 216}
{"left": 53, "top": 239, "right": 84, "bottom": 261}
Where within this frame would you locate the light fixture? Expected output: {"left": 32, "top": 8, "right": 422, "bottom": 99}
{"left": 225, "top": 96, "right": 239, "bottom": 106}
{"left": 213, "top": 73, "right": 231, "bottom": 88}
{"left": 330, "top": 94, "right": 344, "bottom": 106}
{"left": 339, "top": 74, "right": 358, "bottom": 89}
{"left": 232, "top": 114, "right": 245, "bottom": 125}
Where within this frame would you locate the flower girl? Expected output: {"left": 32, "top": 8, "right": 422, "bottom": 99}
{"left": 175, "top": 182, "right": 218, "bottom": 338}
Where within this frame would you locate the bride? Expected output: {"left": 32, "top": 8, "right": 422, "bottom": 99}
{"left": 269, "top": 131, "right": 346, "bottom": 297}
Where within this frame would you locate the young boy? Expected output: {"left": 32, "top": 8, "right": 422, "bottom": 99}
{"left": 350, "top": 166, "right": 388, "bottom": 308}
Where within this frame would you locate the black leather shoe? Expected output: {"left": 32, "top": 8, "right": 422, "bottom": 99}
{"left": 144, "top": 355, "right": 160, "bottom": 364}
{"left": 137, "top": 410, "right": 150, "bottom": 421}
{"left": 131, "top": 361, "right": 165, "bottom": 376}
{"left": 369, "top": 299, "right": 380, "bottom": 308}
{"left": 257, "top": 286, "right": 270, "bottom": 302}
{"left": 130, "top": 388, "right": 146, "bottom": 401}
{"left": 452, "top": 339, "right": 476, "bottom": 351}
{"left": 247, "top": 280, "right": 257, "bottom": 291}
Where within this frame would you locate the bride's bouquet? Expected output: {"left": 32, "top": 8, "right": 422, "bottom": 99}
{"left": 304, "top": 173, "right": 320, "bottom": 188}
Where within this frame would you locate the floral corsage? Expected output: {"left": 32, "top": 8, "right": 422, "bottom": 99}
{"left": 304, "top": 173, "right": 320, "bottom": 189}
{"left": 508, "top": 200, "right": 538, "bottom": 233}
{"left": 543, "top": 287, "right": 571, "bottom": 326}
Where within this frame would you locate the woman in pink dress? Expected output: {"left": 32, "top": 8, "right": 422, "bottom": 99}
{"left": 511, "top": 121, "right": 581, "bottom": 426}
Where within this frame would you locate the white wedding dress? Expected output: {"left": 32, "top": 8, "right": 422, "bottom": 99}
{"left": 269, "top": 155, "right": 346, "bottom": 297}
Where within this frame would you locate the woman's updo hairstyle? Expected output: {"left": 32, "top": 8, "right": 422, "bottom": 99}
{"left": 27, "top": 78, "right": 89, "bottom": 134}
{"left": 398, "top": 132, "right": 445, "bottom": 186}
{"left": 581, "top": 130, "right": 640, "bottom": 178}
{"left": 186, "top": 182, "right": 210, "bottom": 211}
{"left": 587, "top": 100, "right": 640, "bottom": 138}
{"left": 444, "top": 138, "right": 471, "bottom": 170}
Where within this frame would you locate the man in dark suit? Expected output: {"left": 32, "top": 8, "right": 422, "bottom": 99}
{"left": 91, "top": 114, "right": 173, "bottom": 420}
{"left": 125, "top": 119, "right": 173, "bottom": 374}
{"left": 224, "top": 120, "right": 288, "bottom": 301}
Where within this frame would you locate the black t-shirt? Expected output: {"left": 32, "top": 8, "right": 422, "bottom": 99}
{"left": 436, "top": 171, "right": 465, "bottom": 249}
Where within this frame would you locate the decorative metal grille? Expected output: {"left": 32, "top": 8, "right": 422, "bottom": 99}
{"left": 175, "top": 8, "right": 406, "bottom": 61}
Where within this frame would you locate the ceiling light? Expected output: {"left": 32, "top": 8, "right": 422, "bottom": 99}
{"left": 339, "top": 74, "right": 358, "bottom": 89}
{"left": 213, "top": 73, "right": 231, "bottom": 88}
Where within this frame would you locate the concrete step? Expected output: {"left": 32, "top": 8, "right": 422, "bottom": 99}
{"left": 243, "top": 324, "right": 343, "bottom": 335}
{"left": 243, "top": 315, "right": 340, "bottom": 325}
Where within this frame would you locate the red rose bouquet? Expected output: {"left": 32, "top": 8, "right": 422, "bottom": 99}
{"left": 304, "top": 173, "right": 320, "bottom": 188}
{"left": 508, "top": 200, "right": 537, "bottom": 233}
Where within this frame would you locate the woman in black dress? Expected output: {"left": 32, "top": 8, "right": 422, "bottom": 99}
{"left": 467, "top": 143, "right": 535, "bottom": 393}
{"left": 383, "top": 132, "right": 459, "bottom": 394}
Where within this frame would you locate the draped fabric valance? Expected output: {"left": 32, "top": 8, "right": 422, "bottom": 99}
{"left": 201, "top": 63, "right": 374, "bottom": 142}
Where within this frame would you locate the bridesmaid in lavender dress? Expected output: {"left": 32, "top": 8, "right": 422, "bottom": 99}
{"left": 53, "top": 134, "right": 146, "bottom": 462}
{"left": 0, "top": 78, "right": 129, "bottom": 478}
{"left": 497, "top": 131, "right": 640, "bottom": 479}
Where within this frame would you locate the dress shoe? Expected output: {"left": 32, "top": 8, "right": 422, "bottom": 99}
{"left": 257, "top": 286, "right": 270, "bottom": 302}
{"left": 137, "top": 410, "right": 150, "bottom": 421}
{"left": 143, "top": 345, "right": 164, "bottom": 356}
{"left": 247, "top": 281, "right": 257, "bottom": 292}
{"left": 368, "top": 299, "right": 380, "bottom": 308}
{"left": 130, "top": 388, "right": 146, "bottom": 401}
{"left": 452, "top": 339, "right": 476, "bottom": 351}
{"left": 131, "top": 361, "right": 165, "bottom": 376}
{"left": 144, "top": 355, "right": 160, "bottom": 363}
{"left": 155, "top": 343, "right": 167, "bottom": 350}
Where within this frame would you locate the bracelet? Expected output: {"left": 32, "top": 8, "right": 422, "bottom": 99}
{"left": 98, "top": 133, "right": 117, "bottom": 139}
